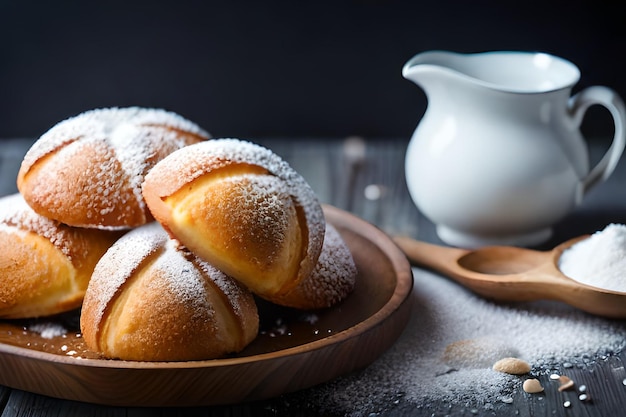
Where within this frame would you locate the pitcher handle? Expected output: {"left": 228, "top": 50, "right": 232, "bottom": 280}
{"left": 569, "top": 86, "right": 626, "bottom": 198}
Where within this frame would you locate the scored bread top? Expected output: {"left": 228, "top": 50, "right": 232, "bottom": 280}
{"left": 17, "top": 107, "right": 209, "bottom": 229}
{"left": 142, "top": 137, "right": 324, "bottom": 244}
{"left": 141, "top": 138, "right": 326, "bottom": 302}
{"left": 20, "top": 107, "right": 209, "bottom": 177}
{"left": 80, "top": 222, "right": 258, "bottom": 360}
{"left": 142, "top": 138, "right": 321, "bottom": 219}
{"left": 83, "top": 222, "right": 256, "bottom": 333}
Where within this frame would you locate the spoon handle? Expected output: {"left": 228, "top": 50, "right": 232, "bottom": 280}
{"left": 393, "top": 236, "right": 562, "bottom": 305}
{"left": 393, "top": 236, "right": 470, "bottom": 274}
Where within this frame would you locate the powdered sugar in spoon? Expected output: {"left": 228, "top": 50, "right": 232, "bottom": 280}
{"left": 393, "top": 236, "right": 626, "bottom": 319}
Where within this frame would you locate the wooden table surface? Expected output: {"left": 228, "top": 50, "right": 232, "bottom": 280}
{"left": 0, "top": 137, "right": 625, "bottom": 417}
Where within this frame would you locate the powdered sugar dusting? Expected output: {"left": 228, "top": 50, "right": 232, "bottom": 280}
{"left": 0, "top": 193, "right": 75, "bottom": 258}
{"left": 60, "top": 137, "right": 124, "bottom": 221}
{"left": 148, "top": 236, "right": 213, "bottom": 321}
{"left": 19, "top": 107, "right": 209, "bottom": 228}
{"left": 85, "top": 222, "right": 167, "bottom": 326}
{"left": 145, "top": 138, "right": 325, "bottom": 267}
{"left": 194, "top": 253, "right": 250, "bottom": 323}
{"left": 301, "top": 223, "right": 356, "bottom": 307}
{"left": 209, "top": 174, "right": 294, "bottom": 263}
{"left": 84, "top": 222, "right": 251, "bottom": 333}
{"left": 21, "top": 107, "right": 208, "bottom": 174}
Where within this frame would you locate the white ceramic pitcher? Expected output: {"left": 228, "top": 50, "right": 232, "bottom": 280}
{"left": 403, "top": 50, "right": 626, "bottom": 248}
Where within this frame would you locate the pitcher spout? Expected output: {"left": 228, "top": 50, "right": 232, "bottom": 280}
{"left": 402, "top": 50, "right": 469, "bottom": 93}
{"left": 402, "top": 51, "right": 462, "bottom": 79}
{"left": 403, "top": 50, "right": 580, "bottom": 94}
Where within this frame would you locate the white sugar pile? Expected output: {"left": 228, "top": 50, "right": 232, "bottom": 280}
{"left": 300, "top": 267, "right": 626, "bottom": 415}
{"left": 559, "top": 223, "right": 626, "bottom": 292}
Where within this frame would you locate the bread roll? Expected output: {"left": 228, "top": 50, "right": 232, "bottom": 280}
{"left": 80, "top": 222, "right": 259, "bottom": 361}
{"left": 0, "top": 193, "right": 121, "bottom": 319}
{"left": 17, "top": 107, "right": 209, "bottom": 230}
{"left": 141, "top": 138, "right": 327, "bottom": 308}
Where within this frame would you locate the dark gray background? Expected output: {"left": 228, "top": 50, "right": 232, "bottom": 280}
{"left": 0, "top": 0, "right": 623, "bottom": 141}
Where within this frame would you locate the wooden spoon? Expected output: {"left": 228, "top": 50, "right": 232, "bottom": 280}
{"left": 393, "top": 235, "right": 626, "bottom": 319}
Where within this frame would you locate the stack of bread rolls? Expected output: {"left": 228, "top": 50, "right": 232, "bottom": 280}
{"left": 141, "top": 139, "right": 356, "bottom": 310}
{"left": 1, "top": 107, "right": 357, "bottom": 362}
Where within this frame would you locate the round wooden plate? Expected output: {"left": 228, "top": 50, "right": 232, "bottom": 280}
{"left": 0, "top": 205, "right": 413, "bottom": 407}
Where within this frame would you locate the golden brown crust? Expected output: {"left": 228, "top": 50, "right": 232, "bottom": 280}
{"left": 142, "top": 139, "right": 326, "bottom": 307}
{"left": 0, "top": 194, "right": 122, "bottom": 318}
{"left": 80, "top": 222, "right": 259, "bottom": 361}
{"left": 17, "top": 107, "right": 209, "bottom": 230}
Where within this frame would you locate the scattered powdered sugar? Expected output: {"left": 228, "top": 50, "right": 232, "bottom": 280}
{"left": 559, "top": 223, "right": 626, "bottom": 292}
{"left": 29, "top": 322, "right": 67, "bottom": 339}
{"left": 299, "top": 267, "right": 626, "bottom": 415}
